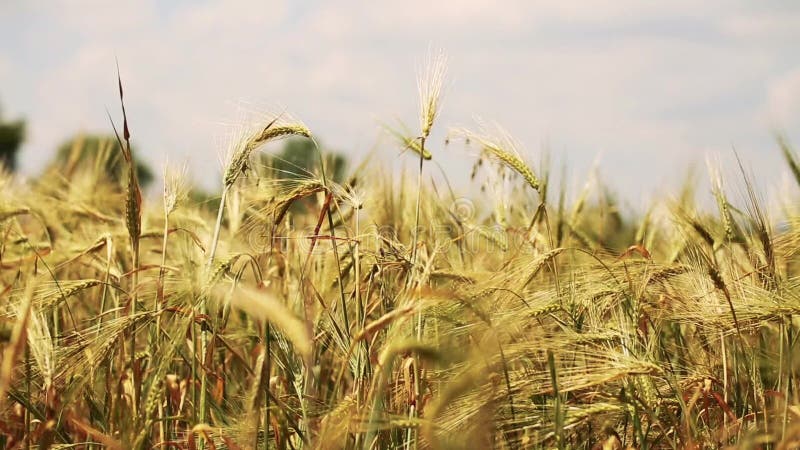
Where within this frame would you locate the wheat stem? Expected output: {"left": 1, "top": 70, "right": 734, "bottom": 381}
{"left": 198, "top": 184, "right": 228, "bottom": 435}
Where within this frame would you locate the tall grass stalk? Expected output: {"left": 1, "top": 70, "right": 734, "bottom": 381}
{"left": 405, "top": 49, "right": 446, "bottom": 450}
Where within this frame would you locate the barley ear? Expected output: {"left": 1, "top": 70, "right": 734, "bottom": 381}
{"left": 454, "top": 126, "right": 541, "bottom": 194}
{"left": 224, "top": 116, "right": 312, "bottom": 188}
{"left": 417, "top": 48, "right": 447, "bottom": 139}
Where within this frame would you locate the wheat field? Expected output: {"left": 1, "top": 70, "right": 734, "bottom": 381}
{"left": 1, "top": 59, "right": 800, "bottom": 450}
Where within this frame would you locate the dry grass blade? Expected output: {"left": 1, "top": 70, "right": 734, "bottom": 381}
{"left": 67, "top": 412, "right": 124, "bottom": 450}
{"left": 0, "top": 206, "right": 31, "bottom": 222}
{"left": 216, "top": 285, "right": 311, "bottom": 357}
{"left": 354, "top": 303, "right": 415, "bottom": 343}
{"left": 0, "top": 283, "right": 34, "bottom": 406}
{"left": 618, "top": 244, "right": 652, "bottom": 261}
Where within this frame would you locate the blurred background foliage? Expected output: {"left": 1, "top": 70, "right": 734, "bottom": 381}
{"left": 0, "top": 103, "right": 25, "bottom": 172}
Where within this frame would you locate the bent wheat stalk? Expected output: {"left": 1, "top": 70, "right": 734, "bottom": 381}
{"left": 199, "top": 114, "right": 311, "bottom": 434}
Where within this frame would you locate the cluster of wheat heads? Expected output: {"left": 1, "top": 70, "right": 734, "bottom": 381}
{"left": 3, "top": 62, "right": 800, "bottom": 450}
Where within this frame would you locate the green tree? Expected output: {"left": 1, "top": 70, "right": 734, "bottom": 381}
{"left": 51, "top": 134, "right": 154, "bottom": 188}
{"left": 0, "top": 105, "right": 24, "bottom": 171}
{"left": 263, "top": 138, "right": 347, "bottom": 183}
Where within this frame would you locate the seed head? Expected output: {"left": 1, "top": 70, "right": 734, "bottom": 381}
{"left": 223, "top": 113, "right": 312, "bottom": 187}
{"left": 163, "top": 159, "right": 188, "bottom": 216}
{"left": 417, "top": 48, "right": 448, "bottom": 140}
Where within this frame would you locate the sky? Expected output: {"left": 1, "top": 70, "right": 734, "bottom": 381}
{"left": 1, "top": 1, "right": 799, "bottom": 206}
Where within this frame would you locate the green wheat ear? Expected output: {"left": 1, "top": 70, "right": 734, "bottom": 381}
{"left": 382, "top": 123, "right": 433, "bottom": 160}
{"left": 453, "top": 125, "right": 541, "bottom": 194}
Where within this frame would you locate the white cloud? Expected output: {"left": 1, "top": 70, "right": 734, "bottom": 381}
{"left": 0, "top": 0, "right": 798, "bottom": 198}
{"left": 721, "top": 10, "right": 800, "bottom": 42}
{"left": 764, "top": 68, "right": 800, "bottom": 128}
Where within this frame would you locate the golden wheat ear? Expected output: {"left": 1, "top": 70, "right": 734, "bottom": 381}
{"left": 417, "top": 47, "right": 447, "bottom": 140}
{"left": 162, "top": 159, "right": 189, "bottom": 215}
{"left": 223, "top": 114, "right": 312, "bottom": 188}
